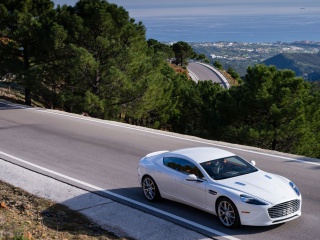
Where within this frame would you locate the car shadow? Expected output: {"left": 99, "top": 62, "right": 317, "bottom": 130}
{"left": 42, "top": 186, "right": 297, "bottom": 240}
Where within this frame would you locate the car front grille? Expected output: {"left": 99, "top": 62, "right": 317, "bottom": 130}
{"left": 268, "top": 199, "right": 300, "bottom": 219}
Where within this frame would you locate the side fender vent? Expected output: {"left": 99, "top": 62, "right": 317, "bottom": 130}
{"left": 235, "top": 182, "right": 246, "bottom": 186}
{"left": 209, "top": 190, "right": 217, "bottom": 195}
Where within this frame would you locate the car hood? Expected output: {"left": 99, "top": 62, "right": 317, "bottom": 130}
{"left": 218, "top": 171, "right": 298, "bottom": 204}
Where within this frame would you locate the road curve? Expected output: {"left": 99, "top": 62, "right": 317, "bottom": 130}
{"left": 0, "top": 100, "right": 319, "bottom": 240}
{"left": 187, "top": 62, "right": 230, "bottom": 88}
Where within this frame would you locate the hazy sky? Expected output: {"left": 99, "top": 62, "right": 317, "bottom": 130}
{"left": 53, "top": 0, "right": 320, "bottom": 17}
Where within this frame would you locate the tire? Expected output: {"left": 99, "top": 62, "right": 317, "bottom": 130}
{"left": 142, "top": 176, "right": 161, "bottom": 202}
{"left": 217, "top": 197, "right": 240, "bottom": 228}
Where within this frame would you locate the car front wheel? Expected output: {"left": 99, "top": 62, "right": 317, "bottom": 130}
{"left": 217, "top": 197, "right": 240, "bottom": 228}
{"left": 142, "top": 176, "right": 160, "bottom": 202}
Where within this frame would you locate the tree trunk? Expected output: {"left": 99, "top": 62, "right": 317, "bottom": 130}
{"left": 93, "top": 70, "right": 100, "bottom": 94}
{"left": 25, "top": 87, "right": 32, "bottom": 106}
{"left": 23, "top": 45, "right": 32, "bottom": 106}
{"left": 271, "top": 138, "right": 277, "bottom": 150}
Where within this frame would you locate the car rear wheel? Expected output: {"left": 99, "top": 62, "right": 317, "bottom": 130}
{"left": 217, "top": 197, "right": 240, "bottom": 228}
{"left": 142, "top": 176, "right": 160, "bottom": 202}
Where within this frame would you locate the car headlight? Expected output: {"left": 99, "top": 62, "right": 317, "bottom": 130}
{"left": 240, "top": 194, "right": 268, "bottom": 205}
{"left": 289, "top": 181, "right": 301, "bottom": 196}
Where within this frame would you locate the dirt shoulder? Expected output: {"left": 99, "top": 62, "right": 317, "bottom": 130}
{"left": 0, "top": 180, "right": 129, "bottom": 240}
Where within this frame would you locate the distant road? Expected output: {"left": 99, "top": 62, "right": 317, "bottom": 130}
{"left": 187, "top": 62, "right": 230, "bottom": 88}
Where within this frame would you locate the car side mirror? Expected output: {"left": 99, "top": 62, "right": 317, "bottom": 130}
{"left": 186, "top": 174, "right": 203, "bottom": 182}
{"left": 186, "top": 174, "right": 198, "bottom": 181}
{"left": 250, "top": 160, "right": 256, "bottom": 166}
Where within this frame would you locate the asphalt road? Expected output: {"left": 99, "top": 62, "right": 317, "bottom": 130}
{"left": 187, "top": 62, "right": 227, "bottom": 87}
{"left": 1, "top": 101, "right": 320, "bottom": 240}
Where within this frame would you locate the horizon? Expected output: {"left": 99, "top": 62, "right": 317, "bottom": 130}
{"left": 53, "top": 0, "right": 320, "bottom": 43}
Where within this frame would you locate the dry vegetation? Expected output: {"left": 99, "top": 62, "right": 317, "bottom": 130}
{"left": 219, "top": 70, "right": 240, "bottom": 86}
{"left": 0, "top": 180, "right": 129, "bottom": 240}
{"left": 169, "top": 64, "right": 190, "bottom": 78}
{"left": 0, "top": 87, "right": 25, "bottom": 104}
{"left": 0, "top": 86, "right": 44, "bottom": 107}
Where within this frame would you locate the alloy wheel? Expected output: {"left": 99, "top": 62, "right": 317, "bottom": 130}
{"left": 217, "top": 198, "right": 240, "bottom": 228}
{"left": 142, "top": 177, "right": 158, "bottom": 201}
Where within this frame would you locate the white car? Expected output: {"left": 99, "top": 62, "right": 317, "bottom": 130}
{"left": 137, "top": 147, "right": 302, "bottom": 228}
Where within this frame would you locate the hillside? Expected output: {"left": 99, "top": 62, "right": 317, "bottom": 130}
{"left": 263, "top": 53, "right": 320, "bottom": 81}
{"left": 190, "top": 41, "right": 320, "bottom": 79}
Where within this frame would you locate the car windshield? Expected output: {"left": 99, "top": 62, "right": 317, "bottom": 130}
{"left": 200, "top": 155, "right": 258, "bottom": 180}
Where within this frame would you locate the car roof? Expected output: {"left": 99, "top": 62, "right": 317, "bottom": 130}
{"left": 170, "top": 147, "right": 235, "bottom": 164}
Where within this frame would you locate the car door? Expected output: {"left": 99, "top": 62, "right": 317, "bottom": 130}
{"left": 174, "top": 158, "right": 208, "bottom": 209}
{"left": 153, "top": 157, "right": 179, "bottom": 197}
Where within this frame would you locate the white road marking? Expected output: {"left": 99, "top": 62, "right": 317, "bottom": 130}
{"left": 5, "top": 101, "right": 319, "bottom": 166}
{"left": 0, "top": 150, "right": 240, "bottom": 240}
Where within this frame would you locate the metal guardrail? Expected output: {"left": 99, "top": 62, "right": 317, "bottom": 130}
{"left": 195, "top": 62, "right": 231, "bottom": 89}
{"left": 188, "top": 69, "right": 199, "bottom": 82}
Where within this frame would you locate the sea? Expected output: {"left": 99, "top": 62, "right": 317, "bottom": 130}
{"left": 52, "top": 0, "right": 320, "bottom": 43}
{"left": 138, "top": 14, "right": 320, "bottom": 43}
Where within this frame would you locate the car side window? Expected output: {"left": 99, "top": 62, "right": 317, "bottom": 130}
{"left": 163, "top": 157, "right": 204, "bottom": 179}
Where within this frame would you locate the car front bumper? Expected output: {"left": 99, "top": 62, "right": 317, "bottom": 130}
{"left": 238, "top": 198, "right": 302, "bottom": 226}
